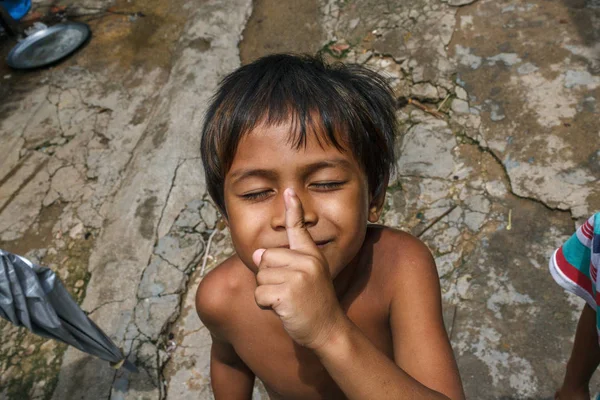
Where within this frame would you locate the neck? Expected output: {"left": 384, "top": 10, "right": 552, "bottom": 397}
{"left": 332, "top": 247, "right": 363, "bottom": 300}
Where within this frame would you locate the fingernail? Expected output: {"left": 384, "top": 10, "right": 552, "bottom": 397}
{"left": 252, "top": 248, "right": 266, "bottom": 266}
{"left": 285, "top": 188, "right": 296, "bottom": 198}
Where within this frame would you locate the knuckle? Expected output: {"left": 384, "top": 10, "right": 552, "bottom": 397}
{"left": 254, "top": 286, "right": 269, "bottom": 308}
{"left": 305, "top": 255, "right": 321, "bottom": 271}
{"left": 256, "top": 269, "right": 265, "bottom": 285}
{"left": 283, "top": 285, "right": 294, "bottom": 299}
{"left": 260, "top": 249, "right": 271, "bottom": 262}
{"left": 254, "top": 286, "right": 263, "bottom": 302}
{"left": 259, "top": 249, "right": 275, "bottom": 267}
{"left": 292, "top": 270, "right": 306, "bottom": 284}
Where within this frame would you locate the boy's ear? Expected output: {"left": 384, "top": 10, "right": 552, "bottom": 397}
{"left": 214, "top": 204, "right": 229, "bottom": 228}
{"left": 217, "top": 216, "right": 229, "bottom": 229}
{"left": 217, "top": 210, "right": 229, "bottom": 228}
{"left": 368, "top": 176, "right": 389, "bottom": 223}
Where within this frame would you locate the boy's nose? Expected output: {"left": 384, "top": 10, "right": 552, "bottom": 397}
{"left": 270, "top": 189, "right": 318, "bottom": 231}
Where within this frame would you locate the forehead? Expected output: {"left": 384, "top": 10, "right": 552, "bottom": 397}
{"left": 227, "top": 122, "right": 359, "bottom": 174}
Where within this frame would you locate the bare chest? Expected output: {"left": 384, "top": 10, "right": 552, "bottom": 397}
{"left": 231, "top": 292, "right": 393, "bottom": 399}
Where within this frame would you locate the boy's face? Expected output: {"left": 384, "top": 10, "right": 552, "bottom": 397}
{"left": 223, "top": 122, "right": 383, "bottom": 279}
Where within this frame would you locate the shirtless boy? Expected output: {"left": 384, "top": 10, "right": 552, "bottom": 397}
{"left": 196, "top": 54, "right": 465, "bottom": 399}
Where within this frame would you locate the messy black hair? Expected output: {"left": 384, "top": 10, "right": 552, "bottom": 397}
{"left": 200, "top": 53, "right": 397, "bottom": 216}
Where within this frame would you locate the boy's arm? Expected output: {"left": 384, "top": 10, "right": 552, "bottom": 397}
{"left": 557, "top": 303, "right": 600, "bottom": 399}
{"left": 210, "top": 334, "right": 255, "bottom": 399}
{"left": 313, "top": 236, "right": 465, "bottom": 400}
{"left": 254, "top": 190, "right": 464, "bottom": 399}
{"left": 196, "top": 268, "right": 255, "bottom": 399}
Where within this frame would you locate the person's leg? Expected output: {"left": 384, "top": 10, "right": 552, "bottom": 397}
{"left": 557, "top": 303, "right": 600, "bottom": 399}
{"left": 0, "top": 3, "right": 21, "bottom": 35}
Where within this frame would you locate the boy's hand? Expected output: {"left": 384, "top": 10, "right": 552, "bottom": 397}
{"left": 252, "top": 188, "right": 347, "bottom": 349}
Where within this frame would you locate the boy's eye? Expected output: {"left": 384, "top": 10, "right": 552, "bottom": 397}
{"left": 240, "top": 190, "right": 273, "bottom": 201}
{"left": 310, "top": 181, "right": 346, "bottom": 191}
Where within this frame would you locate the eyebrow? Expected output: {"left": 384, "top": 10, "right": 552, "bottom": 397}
{"left": 229, "top": 159, "right": 353, "bottom": 184}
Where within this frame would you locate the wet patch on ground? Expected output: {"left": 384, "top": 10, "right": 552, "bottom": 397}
{"left": 239, "top": 0, "right": 325, "bottom": 64}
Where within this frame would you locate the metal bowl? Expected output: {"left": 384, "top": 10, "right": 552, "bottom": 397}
{"left": 6, "top": 22, "right": 90, "bottom": 69}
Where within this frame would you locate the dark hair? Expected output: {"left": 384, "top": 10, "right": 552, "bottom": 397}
{"left": 201, "top": 53, "right": 397, "bottom": 216}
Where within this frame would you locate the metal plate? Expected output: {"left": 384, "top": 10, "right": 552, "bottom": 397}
{"left": 6, "top": 22, "right": 90, "bottom": 69}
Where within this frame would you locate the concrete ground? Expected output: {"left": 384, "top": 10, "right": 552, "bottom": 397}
{"left": 0, "top": 0, "right": 598, "bottom": 398}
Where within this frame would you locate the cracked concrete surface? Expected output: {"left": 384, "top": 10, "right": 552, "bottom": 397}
{"left": 0, "top": 0, "right": 598, "bottom": 398}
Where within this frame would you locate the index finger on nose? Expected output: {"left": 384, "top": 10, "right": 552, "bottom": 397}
{"left": 284, "top": 188, "right": 318, "bottom": 254}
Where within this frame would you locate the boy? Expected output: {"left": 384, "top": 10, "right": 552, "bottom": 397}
{"left": 196, "top": 54, "right": 465, "bottom": 399}
{"left": 551, "top": 213, "right": 600, "bottom": 399}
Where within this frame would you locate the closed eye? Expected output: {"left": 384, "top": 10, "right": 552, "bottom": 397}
{"left": 311, "top": 181, "right": 346, "bottom": 191}
{"left": 239, "top": 190, "right": 273, "bottom": 201}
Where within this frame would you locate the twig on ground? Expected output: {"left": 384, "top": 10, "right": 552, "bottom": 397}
{"left": 408, "top": 98, "right": 446, "bottom": 119}
{"left": 416, "top": 205, "right": 458, "bottom": 238}
{"left": 437, "top": 94, "right": 451, "bottom": 111}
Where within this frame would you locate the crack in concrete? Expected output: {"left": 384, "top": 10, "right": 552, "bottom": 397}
{"left": 18, "top": 88, "right": 51, "bottom": 139}
{"left": 369, "top": 51, "right": 407, "bottom": 66}
{"left": 126, "top": 162, "right": 210, "bottom": 398}
{"left": 138, "top": 288, "right": 186, "bottom": 300}
{"left": 397, "top": 173, "right": 454, "bottom": 181}
{"left": 177, "top": 325, "right": 207, "bottom": 341}
{"left": 455, "top": 132, "right": 572, "bottom": 214}
{"left": 129, "top": 320, "right": 151, "bottom": 344}
{"left": 448, "top": 304, "right": 458, "bottom": 340}
{"left": 155, "top": 159, "right": 185, "bottom": 242}
{"left": 75, "top": 88, "right": 111, "bottom": 114}
{"left": 84, "top": 299, "right": 126, "bottom": 316}
{"left": 173, "top": 342, "right": 211, "bottom": 351}
{"left": 158, "top": 264, "right": 206, "bottom": 399}
{"left": 107, "top": 331, "right": 150, "bottom": 400}
{"left": 157, "top": 349, "right": 166, "bottom": 399}
{"left": 153, "top": 253, "right": 178, "bottom": 270}
{"left": 55, "top": 89, "right": 66, "bottom": 139}
{"left": 48, "top": 163, "right": 76, "bottom": 179}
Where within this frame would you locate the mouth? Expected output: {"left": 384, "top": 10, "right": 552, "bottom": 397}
{"left": 315, "top": 239, "right": 331, "bottom": 249}
{"left": 276, "top": 239, "right": 332, "bottom": 249}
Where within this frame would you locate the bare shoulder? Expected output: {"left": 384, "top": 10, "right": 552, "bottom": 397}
{"left": 365, "top": 225, "right": 439, "bottom": 296}
{"left": 367, "top": 228, "right": 464, "bottom": 399}
{"left": 195, "top": 255, "right": 254, "bottom": 338}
